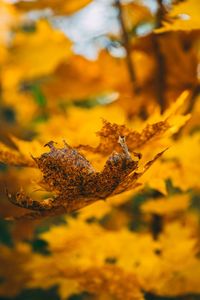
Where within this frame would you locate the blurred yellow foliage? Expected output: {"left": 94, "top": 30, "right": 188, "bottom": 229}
{"left": 15, "top": 0, "right": 92, "bottom": 15}
{"left": 0, "top": 0, "right": 199, "bottom": 299}
{"left": 141, "top": 194, "right": 190, "bottom": 215}
{"left": 2, "top": 21, "right": 72, "bottom": 88}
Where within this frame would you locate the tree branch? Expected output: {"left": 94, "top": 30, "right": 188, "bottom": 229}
{"left": 115, "top": 0, "right": 139, "bottom": 94}
{"left": 152, "top": 0, "right": 167, "bottom": 113}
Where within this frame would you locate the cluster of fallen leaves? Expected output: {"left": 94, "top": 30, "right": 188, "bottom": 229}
{"left": 0, "top": 0, "right": 200, "bottom": 300}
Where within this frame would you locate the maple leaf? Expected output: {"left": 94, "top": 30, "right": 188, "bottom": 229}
{"left": 78, "top": 119, "right": 169, "bottom": 155}
{"left": 142, "top": 131, "right": 200, "bottom": 193}
{"left": 41, "top": 50, "right": 131, "bottom": 105}
{"left": 77, "top": 91, "right": 190, "bottom": 157}
{"left": 19, "top": 217, "right": 199, "bottom": 298}
{"left": 1, "top": 213, "right": 199, "bottom": 299}
{"left": 2, "top": 20, "right": 72, "bottom": 89}
{"left": 4, "top": 135, "right": 165, "bottom": 220}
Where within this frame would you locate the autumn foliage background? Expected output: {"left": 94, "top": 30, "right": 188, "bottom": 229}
{"left": 0, "top": 0, "right": 200, "bottom": 299}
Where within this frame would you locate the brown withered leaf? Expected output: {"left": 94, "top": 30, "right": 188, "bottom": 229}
{"left": 6, "top": 137, "right": 165, "bottom": 220}
{"left": 78, "top": 119, "right": 169, "bottom": 155}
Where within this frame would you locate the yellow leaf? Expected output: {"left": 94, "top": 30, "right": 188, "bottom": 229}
{"left": 15, "top": 0, "right": 92, "bottom": 15}
{"left": 156, "top": 0, "right": 200, "bottom": 32}
{"left": 122, "top": 1, "right": 153, "bottom": 31}
{"left": 142, "top": 132, "right": 200, "bottom": 193}
{"left": 2, "top": 20, "right": 72, "bottom": 88}
{"left": 141, "top": 194, "right": 191, "bottom": 215}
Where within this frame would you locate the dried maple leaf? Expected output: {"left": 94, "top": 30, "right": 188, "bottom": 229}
{"left": 78, "top": 119, "right": 169, "bottom": 155}
{"left": 6, "top": 137, "right": 165, "bottom": 220}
